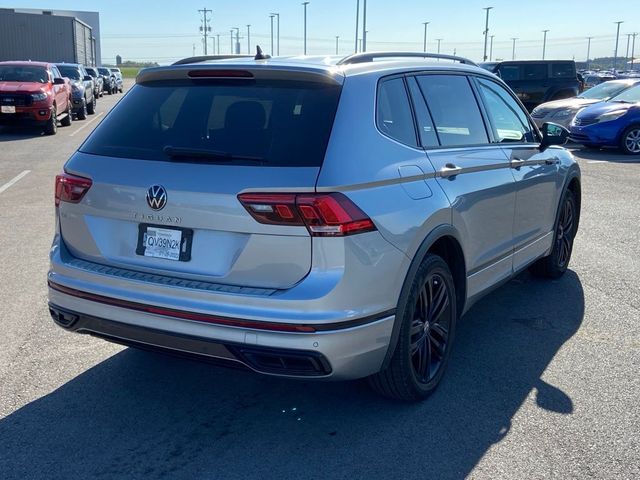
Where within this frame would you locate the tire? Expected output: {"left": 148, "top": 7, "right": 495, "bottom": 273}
{"left": 76, "top": 99, "right": 87, "bottom": 120}
{"left": 619, "top": 125, "right": 640, "bottom": 155}
{"left": 529, "top": 189, "right": 577, "bottom": 279}
{"left": 43, "top": 104, "right": 57, "bottom": 135}
{"left": 369, "top": 254, "right": 457, "bottom": 401}
{"left": 60, "top": 100, "right": 72, "bottom": 127}
{"left": 87, "top": 95, "right": 96, "bottom": 115}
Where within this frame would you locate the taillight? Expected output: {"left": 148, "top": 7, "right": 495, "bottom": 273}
{"left": 238, "top": 192, "right": 376, "bottom": 237}
{"left": 55, "top": 172, "right": 92, "bottom": 207}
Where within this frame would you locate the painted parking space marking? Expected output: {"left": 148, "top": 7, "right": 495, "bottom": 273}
{"left": 0, "top": 170, "right": 31, "bottom": 194}
{"left": 69, "top": 112, "right": 104, "bottom": 137}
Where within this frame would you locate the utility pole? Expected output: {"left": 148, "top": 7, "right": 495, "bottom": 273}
{"left": 632, "top": 33, "right": 638, "bottom": 71}
{"left": 613, "top": 21, "right": 624, "bottom": 72}
{"left": 270, "top": 13, "right": 280, "bottom": 55}
{"left": 542, "top": 29, "right": 549, "bottom": 59}
{"left": 482, "top": 7, "right": 493, "bottom": 62}
{"left": 586, "top": 37, "right": 593, "bottom": 70}
{"left": 626, "top": 33, "right": 632, "bottom": 64}
{"left": 198, "top": 8, "right": 212, "bottom": 55}
{"left": 233, "top": 27, "right": 240, "bottom": 54}
{"left": 511, "top": 37, "right": 518, "bottom": 60}
{"left": 335, "top": 36, "right": 339, "bottom": 55}
{"left": 490, "top": 35, "right": 495, "bottom": 61}
{"left": 354, "top": 0, "right": 359, "bottom": 53}
{"left": 216, "top": 34, "right": 220, "bottom": 54}
{"left": 247, "top": 25, "right": 251, "bottom": 54}
{"left": 302, "top": 2, "right": 310, "bottom": 55}
{"left": 422, "top": 22, "right": 430, "bottom": 52}
{"left": 270, "top": 15, "right": 275, "bottom": 56}
{"left": 362, "top": 0, "right": 367, "bottom": 52}
{"left": 212, "top": 36, "right": 216, "bottom": 56}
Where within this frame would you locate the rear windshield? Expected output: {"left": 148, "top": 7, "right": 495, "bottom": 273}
{"left": 98, "top": 68, "right": 110, "bottom": 75}
{"left": 80, "top": 78, "right": 342, "bottom": 167}
{"left": 57, "top": 66, "right": 81, "bottom": 80}
{"left": 0, "top": 65, "right": 48, "bottom": 83}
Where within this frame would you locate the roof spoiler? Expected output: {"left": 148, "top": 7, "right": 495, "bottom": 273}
{"left": 172, "top": 55, "right": 253, "bottom": 66}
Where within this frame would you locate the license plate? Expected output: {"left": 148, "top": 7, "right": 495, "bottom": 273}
{"left": 1, "top": 106, "right": 16, "bottom": 113}
{"left": 136, "top": 224, "right": 193, "bottom": 262}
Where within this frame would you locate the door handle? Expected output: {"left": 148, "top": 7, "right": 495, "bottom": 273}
{"left": 510, "top": 158, "right": 526, "bottom": 169}
{"left": 440, "top": 163, "right": 462, "bottom": 178}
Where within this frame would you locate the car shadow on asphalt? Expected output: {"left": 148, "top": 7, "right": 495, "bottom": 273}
{"left": 568, "top": 145, "right": 640, "bottom": 163}
{"left": 0, "top": 271, "right": 584, "bottom": 479}
{"left": 0, "top": 125, "right": 45, "bottom": 141}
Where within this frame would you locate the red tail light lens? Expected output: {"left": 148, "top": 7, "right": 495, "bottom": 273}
{"left": 55, "top": 172, "right": 92, "bottom": 207}
{"left": 238, "top": 192, "right": 376, "bottom": 237}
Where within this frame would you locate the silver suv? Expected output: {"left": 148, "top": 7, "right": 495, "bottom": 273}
{"left": 48, "top": 52, "right": 581, "bottom": 400}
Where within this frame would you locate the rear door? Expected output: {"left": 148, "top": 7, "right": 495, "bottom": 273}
{"left": 50, "top": 66, "right": 66, "bottom": 109}
{"left": 473, "top": 76, "right": 561, "bottom": 271}
{"left": 61, "top": 74, "right": 342, "bottom": 289}
{"left": 409, "top": 73, "right": 517, "bottom": 299}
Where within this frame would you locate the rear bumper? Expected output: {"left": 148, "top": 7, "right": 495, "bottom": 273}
{"left": 48, "top": 285, "right": 395, "bottom": 380}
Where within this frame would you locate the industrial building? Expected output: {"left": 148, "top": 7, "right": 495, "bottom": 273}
{"left": 0, "top": 8, "right": 101, "bottom": 66}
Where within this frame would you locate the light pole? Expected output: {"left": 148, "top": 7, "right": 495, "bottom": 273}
{"left": 269, "top": 14, "right": 275, "bottom": 56}
{"left": 216, "top": 34, "right": 220, "bottom": 54}
{"left": 542, "top": 29, "right": 549, "bottom": 59}
{"left": 302, "top": 2, "right": 310, "bottom": 55}
{"left": 632, "top": 33, "right": 638, "bottom": 71}
{"left": 270, "top": 13, "right": 280, "bottom": 55}
{"left": 490, "top": 35, "right": 495, "bottom": 61}
{"left": 613, "top": 21, "right": 624, "bottom": 72}
{"left": 229, "top": 29, "right": 233, "bottom": 54}
{"left": 247, "top": 25, "right": 251, "bottom": 54}
{"left": 586, "top": 36, "right": 593, "bottom": 70}
{"left": 511, "top": 37, "right": 518, "bottom": 60}
{"left": 362, "top": 0, "right": 367, "bottom": 52}
{"left": 354, "top": 0, "right": 359, "bottom": 53}
{"left": 436, "top": 38, "right": 443, "bottom": 55}
{"left": 335, "top": 36, "right": 339, "bottom": 55}
{"left": 482, "top": 7, "right": 493, "bottom": 62}
{"left": 626, "top": 33, "right": 632, "bottom": 64}
{"left": 422, "top": 22, "right": 430, "bottom": 52}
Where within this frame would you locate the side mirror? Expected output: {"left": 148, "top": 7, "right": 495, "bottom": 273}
{"left": 53, "top": 77, "right": 65, "bottom": 85}
{"left": 540, "top": 122, "right": 569, "bottom": 149}
{"left": 83, "top": 75, "right": 93, "bottom": 81}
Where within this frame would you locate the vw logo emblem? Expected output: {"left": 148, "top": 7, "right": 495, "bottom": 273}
{"left": 146, "top": 185, "right": 167, "bottom": 211}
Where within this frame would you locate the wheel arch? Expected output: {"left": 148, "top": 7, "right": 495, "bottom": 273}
{"left": 380, "top": 225, "right": 467, "bottom": 370}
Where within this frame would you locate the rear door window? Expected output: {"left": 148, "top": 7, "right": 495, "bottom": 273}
{"left": 415, "top": 75, "right": 489, "bottom": 147}
{"left": 498, "top": 65, "right": 520, "bottom": 81}
{"left": 80, "top": 78, "right": 342, "bottom": 167}
{"left": 376, "top": 77, "right": 418, "bottom": 147}
{"left": 522, "top": 64, "right": 548, "bottom": 80}
{"left": 551, "top": 63, "right": 575, "bottom": 78}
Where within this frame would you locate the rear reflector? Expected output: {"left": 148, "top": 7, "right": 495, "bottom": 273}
{"left": 55, "top": 172, "right": 92, "bottom": 207}
{"left": 238, "top": 192, "right": 376, "bottom": 236}
{"left": 188, "top": 69, "right": 254, "bottom": 78}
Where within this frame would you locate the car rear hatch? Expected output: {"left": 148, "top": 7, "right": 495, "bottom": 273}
{"left": 57, "top": 63, "right": 344, "bottom": 290}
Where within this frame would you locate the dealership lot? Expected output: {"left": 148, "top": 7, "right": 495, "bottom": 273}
{"left": 0, "top": 82, "right": 638, "bottom": 479}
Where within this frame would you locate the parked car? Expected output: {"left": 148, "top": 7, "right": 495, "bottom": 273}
{"left": 56, "top": 63, "right": 96, "bottom": 120}
{"left": 109, "top": 67, "right": 124, "bottom": 93}
{"left": 0, "top": 61, "right": 72, "bottom": 135}
{"left": 48, "top": 52, "right": 581, "bottom": 401}
{"left": 583, "top": 73, "right": 617, "bottom": 89}
{"left": 480, "top": 60, "right": 581, "bottom": 111}
{"left": 85, "top": 67, "right": 103, "bottom": 98}
{"left": 97, "top": 67, "right": 116, "bottom": 94}
{"left": 531, "top": 79, "right": 640, "bottom": 128}
{"left": 570, "top": 83, "right": 640, "bottom": 154}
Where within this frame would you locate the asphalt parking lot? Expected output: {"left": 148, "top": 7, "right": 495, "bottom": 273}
{"left": 0, "top": 82, "right": 638, "bottom": 479}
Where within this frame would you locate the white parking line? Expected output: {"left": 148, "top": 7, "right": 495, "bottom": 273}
{"left": 587, "top": 160, "right": 608, "bottom": 164}
{"left": 0, "top": 170, "right": 31, "bottom": 194}
{"left": 69, "top": 111, "right": 104, "bottom": 137}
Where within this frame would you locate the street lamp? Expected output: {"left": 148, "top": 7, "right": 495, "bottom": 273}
{"left": 362, "top": 0, "right": 367, "bottom": 52}
{"left": 511, "top": 37, "right": 518, "bottom": 60}
{"left": 335, "top": 36, "right": 340, "bottom": 55}
{"left": 542, "top": 29, "right": 550, "bottom": 59}
{"left": 302, "top": 2, "right": 310, "bottom": 55}
{"left": 247, "top": 25, "right": 251, "bottom": 54}
{"left": 436, "top": 38, "right": 443, "bottom": 55}
{"left": 270, "top": 12, "right": 280, "bottom": 56}
{"left": 586, "top": 36, "right": 593, "bottom": 70}
{"left": 422, "top": 22, "right": 430, "bottom": 53}
{"left": 613, "top": 21, "right": 624, "bottom": 72}
{"left": 269, "top": 14, "right": 275, "bottom": 56}
{"left": 354, "top": 0, "right": 359, "bottom": 53}
{"left": 490, "top": 35, "right": 495, "bottom": 61}
{"left": 482, "top": 7, "right": 493, "bottom": 62}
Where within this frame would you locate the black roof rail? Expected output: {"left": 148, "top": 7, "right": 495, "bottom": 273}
{"left": 336, "top": 52, "right": 478, "bottom": 67}
{"left": 172, "top": 55, "right": 253, "bottom": 66}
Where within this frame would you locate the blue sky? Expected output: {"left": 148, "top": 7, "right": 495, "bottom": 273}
{"left": 7, "top": 0, "right": 640, "bottom": 64}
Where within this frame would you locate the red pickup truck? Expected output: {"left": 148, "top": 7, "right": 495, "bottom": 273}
{"left": 0, "top": 61, "right": 73, "bottom": 135}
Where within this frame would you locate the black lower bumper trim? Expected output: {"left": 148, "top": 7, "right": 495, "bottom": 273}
{"left": 49, "top": 303, "right": 332, "bottom": 377}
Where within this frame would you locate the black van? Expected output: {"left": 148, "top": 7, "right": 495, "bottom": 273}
{"left": 480, "top": 60, "right": 580, "bottom": 111}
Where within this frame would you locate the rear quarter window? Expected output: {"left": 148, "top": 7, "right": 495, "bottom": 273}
{"left": 551, "top": 63, "right": 576, "bottom": 78}
{"left": 80, "top": 78, "right": 342, "bottom": 167}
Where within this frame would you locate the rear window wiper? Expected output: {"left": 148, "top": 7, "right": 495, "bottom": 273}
{"left": 163, "top": 146, "right": 265, "bottom": 163}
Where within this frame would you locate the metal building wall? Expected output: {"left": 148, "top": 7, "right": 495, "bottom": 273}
{"left": 0, "top": 10, "right": 94, "bottom": 65}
